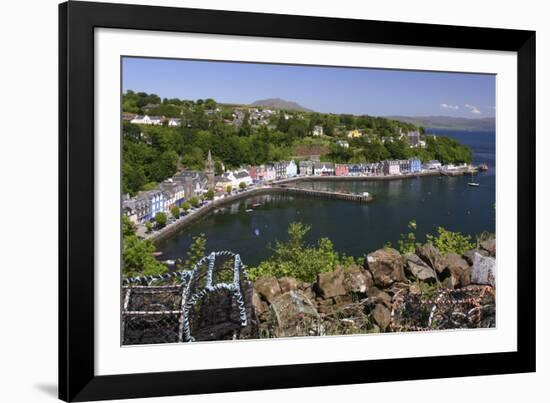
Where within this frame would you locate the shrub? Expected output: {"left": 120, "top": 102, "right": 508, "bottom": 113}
{"left": 155, "top": 212, "right": 167, "bottom": 228}
{"left": 189, "top": 196, "right": 200, "bottom": 207}
{"left": 247, "top": 222, "right": 355, "bottom": 282}
{"left": 426, "top": 227, "right": 474, "bottom": 255}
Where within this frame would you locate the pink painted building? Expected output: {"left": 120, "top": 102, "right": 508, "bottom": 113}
{"left": 249, "top": 166, "right": 258, "bottom": 181}
{"left": 335, "top": 164, "right": 349, "bottom": 176}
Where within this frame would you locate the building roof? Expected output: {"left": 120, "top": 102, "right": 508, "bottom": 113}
{"left": 234, "top": 171, "right": 251, "bottom": 179}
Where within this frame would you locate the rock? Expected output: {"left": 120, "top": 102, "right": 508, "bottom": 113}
{"left": 445, "top": 253, "right": 471, "bottom": 288}
{"left": 251, "top": 290, "right": 267, "bottom": 315}
{"left": 480, "top": 238, "right": 496, "bottom": 257}
{"left": 367, "top": 287, "right": 392, "bottom": 308}
{"left": 404, "top": 253, "right": 437, "bottom": 283}
{"left": 371, "top": 304, "right": 391, "bottom": 331}
{"left": 365, "top": 248, "right": 407, "bottom": 287}
{"left": 343, "top": 266, "right": 372, "bottom": 293}
{"left": 463, "top": 249, "right": 489, "bottom": 265}
{"left": 416, "top": 244, "right": 446, "bottom": 274}
{"left": 302, "top": 285, "right": 316, "bottom": 301}
{"left": 254, "top": 277, "right": 282, "bottom": 304}
{"left": 317, "top": 268, "right": 347, "bottom": 298}
{"left": 269, "top": 291, "right": 319, "bottom": 337}
{"left": 470, "top": 253, "right": 496, "bottom": 287}
{"left": 278, "top": 276, "right": 299, "bottom": 293}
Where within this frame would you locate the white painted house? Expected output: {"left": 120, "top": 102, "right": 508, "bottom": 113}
{"left": 130, "top": 115, "right": 164, "bottom": 125}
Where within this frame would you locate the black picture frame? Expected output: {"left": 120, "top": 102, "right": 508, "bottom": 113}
{"left": 59, "top": 1, "right": 536, "bottom": 401}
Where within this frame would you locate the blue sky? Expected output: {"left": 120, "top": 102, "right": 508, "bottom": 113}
{"left": 123, "top": 57, "right": 495, "bottom": 118}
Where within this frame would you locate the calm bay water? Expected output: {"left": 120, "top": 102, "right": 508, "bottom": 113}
{"left": 157, "top": 129, "right": 495, "bottom": 266}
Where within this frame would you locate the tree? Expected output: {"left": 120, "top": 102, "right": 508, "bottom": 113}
{"left": 226, "top": 185, "right": 233, "bottom": 193}
{"left": 239, "top": 182, "right": 246, "bottom": 190}
{"left": 182, "top": 202, "right": 191, "bottom": 212}
{"left": 123, "top": 233, "right": 167, "bottom": 278}
{"left": 180, "top": 233, "right": 207, "bottom": 272}
{"left": 155, "top": 212, "right": 167, "bottom": 228}
{"left": 205, "top": 189, "right": 215, "bottom": 200}
{"left": 171, "top": 205, "right": 180, "bottom": 219}
{"left": 122, "top": 215, "right": 136, "bottom": 237}
{"left": 189, "top": 196, "right": 200, "bottom": 207}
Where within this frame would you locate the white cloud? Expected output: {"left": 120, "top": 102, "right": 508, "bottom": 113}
{"left": 440, "top": 103, "right": 459, "bottom": 110}
{"left": 464, "top": 104, "right": 481, "bottom": 114}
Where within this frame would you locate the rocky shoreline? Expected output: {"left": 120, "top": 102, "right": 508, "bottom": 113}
{"left": 251, "top": 237, "right": 496, "bottom": 337}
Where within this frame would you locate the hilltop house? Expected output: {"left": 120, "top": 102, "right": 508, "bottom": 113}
{"left": 347, "top": 129, "right": 362, "bottom": 139}
{"left": 312, "top": 125, "right": 324, "bottom": 137}
{"left": 168, "top": 118, "right": 181, "bottom": 127}
{"left": 336, "top": 140, "right": 349, "bottom": 148}
{"left": 407, "top": 130, "right": 421, "bottom": 147}
{"left": 130, "top": 115, "right": 164, "bottom": 125}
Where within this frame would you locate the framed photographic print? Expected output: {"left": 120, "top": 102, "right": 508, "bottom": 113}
{"left": 59, "top": 1, "right": 536, "bottom": 401}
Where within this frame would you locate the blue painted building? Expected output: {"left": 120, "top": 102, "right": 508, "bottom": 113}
{"left": 410, "top": 158, "right": 422, "bottom": 173}
{"left": 142, "top": 190, "right": 165, "bottom": 221}
{"left": 348, "top": 164, "right": 362, "bottom": 176}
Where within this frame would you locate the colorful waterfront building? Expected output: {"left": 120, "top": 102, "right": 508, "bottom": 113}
{"left": 399, "top": 159, "right": 411, "bottom": 174}
{"left": 425, "top": 160, "right": 442, "bottom": 170}
{"left": 348, "top": 164, "right": 362, "bottom": 176}
{"left": 299, "top": 160, "right": 314, "bottom": 176}
{"left": 410, "top": 158, "right": 422, "bottom": 173}
{"left": 249, "top": 166, "right": 258, "bottom": 181}
{"left": 335, "top": 164, "right": 349, "bottom": 176}
{"left": 383, "top": 160, "right": 401, "bottom": 176}
{"left": 313, "top": 162, "right": 335, "bottom": 176}
{"left": 286, "top": 160, "right": 298, "bottom": 178}
{"left": 264, "top": 165, "right": 276, "bottom": 181}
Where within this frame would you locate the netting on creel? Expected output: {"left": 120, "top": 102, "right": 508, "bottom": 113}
{"left": 121, "top": 251, "right": 258, "bottom": 345}
{"left": 389, "top": 286, "right": 496, "bottom": 332}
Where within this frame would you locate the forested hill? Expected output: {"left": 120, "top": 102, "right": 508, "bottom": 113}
{"left": 122, "top": 91, "right": 472, "bottom": 196}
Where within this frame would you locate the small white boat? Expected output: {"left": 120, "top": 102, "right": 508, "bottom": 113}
{"left": 245, "top": 208, "right": 253, "bottom": 212}
{"left": 252, "top": 203, "right": 261, "bottom": 207}
{"left": 467, "top": 182, "right": 480, "bottom": 187}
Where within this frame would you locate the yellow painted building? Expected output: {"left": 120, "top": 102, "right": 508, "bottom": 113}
{"left": 347, "top": 129, "right": 362, "bottom": 138}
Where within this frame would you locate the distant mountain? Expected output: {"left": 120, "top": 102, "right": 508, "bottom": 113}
{"left": 387, "top": 115, "right": 495, "bottom": 132}
{"left": 250, "top": 98, "right": 312, "bottom": 112}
